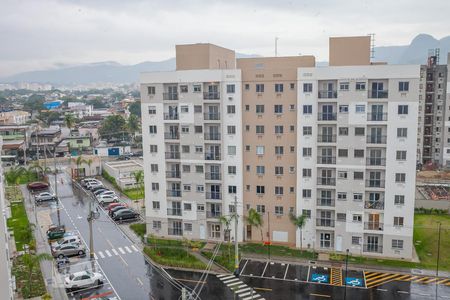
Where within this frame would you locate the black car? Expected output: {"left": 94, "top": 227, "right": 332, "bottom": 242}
{"left": 112, "top": 209, "right": 138, "bottom": 222}
{"left": 108, "top": 205, "right": 128, "bottom": 216}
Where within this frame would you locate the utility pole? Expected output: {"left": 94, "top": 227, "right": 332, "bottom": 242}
{"left": 87, "top": 200, "right": 98, "bottom": 271}
{"left": 344, "top": 249, "right": 349, "bottom": 300}
{"left": 267, "top": 211, "right": 271, "bottom": 261}
{"left": 436, "top": 222, "right": 442, "bottom": 300}
{"left": 53, "top": 151, "right": 60, "bottom": 226}
{"left": 233, "top": 195, "right": 239, "bottom": 276}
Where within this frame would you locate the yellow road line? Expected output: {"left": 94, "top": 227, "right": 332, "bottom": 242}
{"left": 413, "top": 277, "right": 431, "bottom": 283}
{"left": 366, "top": 273, "right": 393, "bottom": 282}
{"left": 310, "top": 293, "right": 331, "bottom": 298}
{"left": 366, "top": 274, "right": 400, "bottom": 288}
{"left": 445, "top": 281, "right": 450, "bottom": 286}
{"left": 403, "top": 276, "right": 419, "bottom": 282}
{"left": 364, "top": 272, "right": 382, "bottom": 279}
{"left": 423, "top": 278, "right": 439, "bottom": 284}
{"left": 253, "top": 287, "right": 272, "bottom": 292}
{"left": 366, "top": 275, "right": 409, "bottom": 289}
{"left": 437, "top": 278, "right": 449, "bottom": 285}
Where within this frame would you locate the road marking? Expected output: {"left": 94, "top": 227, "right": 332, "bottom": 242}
{"left": 98, "top": 251, "right": 105, "bottom": 259}
{"left": 220, "top": 275, "right": 235, "bottom": 281}
{"left": 119, "top": 255, "right": 129, "bottom": 266}
{"left": 403, "top": 276, "right": 419, "bottom": 282}
{"left": 93, "top": 253, "right": 98, "bottom": 260}
{"left": 283, "top": 264, "right": 289, "bottom": 280}
{"left": 423, "top": 277, "right": 439, "bottom": 284}
{"left": 239, "top": 291, "right": 253, "bottom": 298}
{"left": 228, "top": 281, "right": 241, "bottom": 287}
{"left": 397, "top": 291, "right": 409, "bottom": 294}
{"left": 243, "top": 295, "right": 259, "bottom": 300}
{"left": 136, "top": 277, "right": 143, "bottom": 286}
{"left": 112, "top": 249, "right": 118, "bottom": 256}
{"left": 310, "top": 293, "right": 331, "bottom": 298}
{"left": 118, "top": 247, "right": 126, "bottom": 254}
{"left": 240, "top": 259, "right": 249, "bottom": 276}
{"left": 253, "top": 287, "right": 272, "bottom": 291}
{"left": 376, "top": 289, "right": 387, "bottom": 292}
{"left": 217, "top": 274, "right": 230, "bottom": 278}
{"left": 224, "top": 278, "right": 239, "bottom": 284}
{"left": 261, "top": 262, "right": 269, "bottom": 277}
{"left": 414, "top": 276, "right": 431, "bottom": 283}
{"left": 105, "top": 250, "right": 112, "bottom": 257}
{"left": 235, "top": 287, "right": 251, "bottom": 294}
{"left": 366, "top": 273, "right": 401, "bottom": 288}
{"left": 131, "top": 245, "right": 139, "bottom": 252}
{"left": 437, "top": 278, "right": 449, "bottom": 285}
{"left": 106, "top": 239, "right": 113, "bottom": 248}
{"left": 307, "top": 265, "right": 311, "bottom": 282}
{"left": 237, "top": 284, "right": 247, "bottom": 288}
{"left": 125, "top": 246, "right": 132, "bottom": 253}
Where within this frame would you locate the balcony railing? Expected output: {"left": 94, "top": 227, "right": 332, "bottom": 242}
{"left": 167, "top": 208, "right": 182, "bottom": 216}
{"left": 206, "top": 211, "right": 222, "bottom": 218}
{"left": 368, "top": 90, "right": 388, "bottom": 99}
{"left": 206, "top": 192, "right": 222, "bottom": 200}
{"left": 205, "top": 152, "right": 221, "bottom": 160}
{"left": 366, "top": 135, "right": 387, "bottom": 144}
{"left": 366, "top": 157, "right": 386, "bottom": 166}
{"left": 364, "top": 222, "right": 384, "bottom": 231}
{"left": 205, "top": 172, "right": 221, "bottom": 180}
{"left": 164, "top": 132, "right": 180, "bottom": 140}
{"left": 165, "top": 152, "right": 180, "bottom": 159}
{"left": 316, "top": 218, "right": 335, "bottom": 227}
{"left": 318, "top": 90, "right": 337, "bottom": 99}
{"left": 317, "top": 156, "right": 336, "bottom": 164}
{"left": 204, "top": 133, "right": 221, "bottom": 140}
{"left": 364, "top": 201, "right": 385, "bottom": 210}
{"left": 166, "top": 189, "right": 182, "bottom": 197}
{"left": 204, "top": 113, "right": 220, "bottom": 120}
{"left": 365, "top": 179, "right": 385, "bottom": 188}
{"left": 316, "top": 198, "right": 335, "bottom": 207}
{"left": 168, "top": 228, "right": 183, "bottom": 236}
{"left": 363, "top": 244, "right": 383, "bottom": 253}
{"left": 367, "top": 112, "right": 388, "bottom": 121}
{"left": 317, "top": 113, "right": 337, "bottom": 121}
{"left": 163, "top": 113, "right": 179, "bottom": 120}
{"left": 203, "top": 92, "right": 220, "bottom": 100}
{"left": 166, "top": 171, "right": 181, "bottom": 179}
{"left": 317, "top": 134, "right": 337, "bottom": 143}
{"left": 163, "top": 92, "right": 178, "bottom": 100}
{"left": 317, "top": 177, "right": 336, "bottom": 186}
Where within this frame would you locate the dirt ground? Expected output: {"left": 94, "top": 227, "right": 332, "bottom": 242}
{"left": 417, "top": 170, "right": 450, "bottom": 180}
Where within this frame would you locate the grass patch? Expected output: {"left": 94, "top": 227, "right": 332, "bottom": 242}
{"left": 12, "top": 256, "right": 47, "bottom": 298}
{"left": 17, "top": 172, "right": 39, "bottom": 184}
{"left": 330, "top": 253, "right": 421, "bottom": 269}
{"left": 130, "top": 223, "right": 146, "bottom": 239}
{"left": 7, "top": 200, "right": 33, "bottom": 251}
{"left": 202, "top": 249, "right": 236, "bottom": 272}
{"left": 123, "top": 188, "right": 144, "bottom": 200}
{"left": 5, "top": 186, "right": 24, "bottom": 202}
{"left": 147, "top": 236, "right": 184, "bottom": 247}
{"left": 102, "top": 169, "right": 120, "bottom": 190}
{"left": 240, "top": 243, "right": 318, "bottom": 260}
{"left": 143, "top": 246, "right": 206, "bottom": 269}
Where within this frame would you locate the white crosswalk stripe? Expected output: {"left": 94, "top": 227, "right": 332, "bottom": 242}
{"left": 228, "top": 281, "right": 241, "bottom": 287}
{"left": 112, "top": 248, "right": 119, "bottom": 255}
{"left": 125, "top": 246, "right": 133, "bottom": 253}
{"left": 220, "top": 275, "right": 235, "bottom": 280}
{"left": 216, "top": 274, "right": 263, "bottom": 300}
{"left": 217, "top": 274, "right": 229, "bottom": 278}
{"left": 98, "top": 251, "right": 105, "bottom": 259}
{"left": 105, "top": 250, "right": 112, "bottom": 257}
{"left": 94, "top": 253, "right": 98, "bottom": 260}
{"left": 224, "top": 278, "right": 239, "bottom": 284}
{"left": 243, "top": 296, "right": 261, "bottom": 300}
{"left": 235, "top": 287, "right": 251, "bottom": 294}
{"left": 118, "top": 247, "right": 125, "bottom": 254}
{"left": 131, "top": 245, "right": 139, "bottom": 252}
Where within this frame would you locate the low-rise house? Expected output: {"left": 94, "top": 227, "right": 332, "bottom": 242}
{"left": 0, "top": 125, "right": 34, "bottom": 162}
{"left": 67, "top": 102, "right": 93, "bottom": 119}
{"left": 56, "top": 136, "right": 91, "bottom": 156}
{"left": 0, "top": 110, "right": 31, "bottom": 125}
{"left": 102, "top": 159, "right": 143, "bottom": 190}
{"left": 30, "top": 128, "right": 62, "bottom": 155}
{"left": 93, "top": 141, "right": 131, "bottom": 157}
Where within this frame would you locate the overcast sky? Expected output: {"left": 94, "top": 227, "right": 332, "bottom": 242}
{"left": 1, "top": 0, "right": 449, "bottom": 77}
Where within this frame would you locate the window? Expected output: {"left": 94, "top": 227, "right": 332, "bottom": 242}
{"left": 245, "top": 84, "right": 250, "bottom": 90}
{"left": 256, "top": 166, "right": 265, "bottom": 175}
{"left": 290, "top": 146, "right": 295, "bottom": 153}
{"left": 339, "top": 127, "right": 348, "bottom": 136}
{"left": 303, "top": 147, "right": 312, "bottom": 157}
{"left": 256, "top": 105, "right": 265, "bottom": 114}
{"left": 275, "top": 146, "right": 284, "bottom": 155}
{"left": 180, "top": 106, "right": 189, "bottom": 113}
{"left": 148, "top": 106, "right": 156, "bottom": 114}
{"left": 195, "top": 146, "right": 203, "bottom": 154}
{"left": 302, "top": 189, "right": 311, "bottom": 198}
{"left": 275, "top": 125, "right": 284, "bottom": 134}
{"left": 184, "top": 223, "right": 192, "bottom": 232}
{"left": 183, "top": 203, "right": 192, "bottom": 211}
{"left": 354, "top": 149, "right": 364, "bottom": 158}
{"left": 228, "top": 146, "right": 236, "bottom": 155}
{"left": 275, "top": 206, "right": 284, "bottom": 215}
{"left": 195, "top": 165, "right": 203, "bottom": 173}
{"left": 352, "top": 214, "right": 362, "bottom": 222}
{"left": 394, "top": 217, "right": 404, "bottom": 227}
{"left": 182, "top": 165, "right": 191, "bottom": 172}
{"left": 337, "top": 192, "right": 347, "bottom": 201}
{"left": 275, "top": 83, "right": 284, "bottom": 93}
{"left": 396, "top": 150, "right": 407, "bottom": 160}
{"left": 340, "top": 82, "right": 349, "bottom": 91}
{"left": 256, "top": 146, "right": 265, "bottom": 155}
{"left": 228, "top": 166, "right": 236, "bottom": 175}
{"left": 356, "top": 82, "right": 366, "bottom": 90}
{"left": 256, "top": 205, "right": 266, "bottom": 213}
{"left": 183, "top": 185, "right": 191, "bottom": 192}
{"left": 229, "top": 205, "right": 235, "bottom": 213}
{"left": 147, "top": 86, "right": 156, "bottom": 95}
{"left": 354, "top": 127, "right": 365, "bottom": 136}
{"left": 395, "top": 173, "right": 406, "bottom": 183}
{"left": 245, "top": 145, "right": 250, "bottom": 151}
{"left": 193, "top": 84, "right": 201, "bottom": 92}
{"left": 227, "top": 105, "right": 236, "bottom": 114}
{"left": 149, "top": 125, "right": 157, "bottom": 134}
{"left": 398, "top": 105, "right": 409, "bottom": 115}
{"left": 245, "top": 125, "right": 250, "bottom": 132}
{"left": 245, "top": 105, "right": 250, "bottom": 111}
{"left": 290, "top": 125, "right": 295, "bottom": 132}
{"left": 194, "top": 105, "right": 202, "bottom": 113}
{"left": 194, "top": 126, "right": 202, "bottom": 133}
{"left": 152, "top": 201, "right": 160, "bottom": 209}
{"left": 302, "top": 168, "right": 312, "bottom": 178}
{"left": 352, "top": 236, "right": 361, "bottom": 245}
{"left": 256, "top": 186, "right": 265, "bottom": 194}
{"left": 338, "top": 149, "right": 348, "bottom": 157}
{"left": 339, "top": 105, "right": 349, "bottom": 113}
{"left": 227, "top": 126, "right": 236, "bottom": 134}
{"left": 227, "top": 84, "right": 235, "bottom": 93}
{"left": 150, "top": 145, "right": 158, "bottom": 153}
{"left": 181, "top": 126, "right": 189, "bottom": 133}
{"left": 338, "top": 171, "right": 347, "bottom": 179}
{"left": 355, "top": 105, "right": 365, "bottom": 113}
{"left": 289, "top": 104, "right": 295, "bottom": 110}
{"left": 275, "top": 186, "right": 284, "bottom": 195}
{"left": 302, "top": 209, "right": 311, "bottom": 218}
{"left": 392, "top": 239, "right": 404, "bottom": 249}
{"left": 303, "top": 126, "right": 312, "bottom": 136}
{"left": 150, "top": 164, "right": 158, "bottom": 172}
{"left": 256, "top": 84, "right": 265, "bottom": 93}
{"left": 290, "top": 83, "right": 295, "bottom": 90}
{"left": 180, "top": 85, "right": 188, "bottom": 93}
{"left": 397, "top": 128, "right": 408, "bottom": 138}
{"left": 153, "top": 221, "right": 161, "bottom": 229}
{"left": 399, "top": 81, "right": 409, "bottom": 92}
{"left": 354, "top": 172, "right": 364, "bottom": 180}
{"left": 394, "top": 195, "right": 405, "bottom": 205}
{"left": 182, "top": 145, "right": 190, "bottom": 153}
{"left": 256, "top": 125, "right": 265, "bottom": 134}
{"left": 303, "top": 83, "right": 313, "bottom": 92}
{"left": 196, "top": 185, "right": 204, "bottom": 193}
{"left": 275, "top": 166, "right": 284, "bottom": 175}
{"left": 151, "top": 183, "right": 159, "bottom": 191}
{"left": 290, "top": 187, "right": 295, "bottom": 193}
{"left": 197, "top": 204, "right": 205, "bottom": 211}
{"left": 274, "top": 104, "right": 283, "bottom": 114}
{"left": 228, "top": 186, "right": 237, "bottom": 194}
{"left": 303, "top": 105, "right": 312, "bottom": 114}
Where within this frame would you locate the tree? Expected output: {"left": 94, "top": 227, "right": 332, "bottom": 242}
{"left": 64, "top": 113, "right": 76, "bottom": 135}
{"left": 36, "top": 111, "right": 60, "bottom": 127}
{"left": 27, "top": 162, "right": 43, "bottom": 181}
{"left": 5, "top": 166, "right": 26, "bottom": 200}
{"left": 21, "top": 253, "right": 52, "bottom": 297}
{"left": 132, "top": 170, "right": 144, "bottom": 198}
{"left": 98, "top": 115, "right": 128, "bottom": 141}
{"left": 245, "top": 208, "right": 264, "bottom": 242}
{"left": 128, "top": 101, "right": 141, "bottom": 118}
{"left": 72, "top": 156, "right": 87, "bottom": 178}
{"left": 220, "top": 215, "right": 235, "bottom": 261}
{"left": 90, "top": 98, "right": 107, "bottom": 109}
{"left": 290, "top": 214, "right": 307, "bottom": 251}
{"left": 127, "top": 114, "right": 141, "bottom": 143}
{"left": 23, "top": 94, "right": 45, "bottom": 111}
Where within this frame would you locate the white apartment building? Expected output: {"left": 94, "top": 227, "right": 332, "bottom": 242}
{"left": 297, "top": 65, "right": 420, "bottom": 259}
{"left": 140, "top": 44, "right": 243, "bottom": 242}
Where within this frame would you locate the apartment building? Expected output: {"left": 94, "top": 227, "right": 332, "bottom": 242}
{"left": 237, "top": 56, "right": 315, "bottom": 244}
{"left": 297, "top": 63, "right": 420, "bottom": 259}
{"left": 140, "top": 44, "right": 244, "bottom": 242}
{"left": 444, "top": 53, "right": 450, "bottom": 166}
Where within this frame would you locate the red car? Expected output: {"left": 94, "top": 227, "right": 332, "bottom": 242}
{"left": 27, "top": 181, "right": 49, "bottom": 192}
{"left": 107, "top": 202, "right": 128, "bottom": 212}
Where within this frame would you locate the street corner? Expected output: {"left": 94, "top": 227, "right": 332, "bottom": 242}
{"left": 309, "top": 266, "right": 330, "bottom": 284}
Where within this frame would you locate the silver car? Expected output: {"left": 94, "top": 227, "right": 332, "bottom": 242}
{"left": 35, "top": 192, "right": 57, "bottom": 203}
{"left": 52, "top": 243, "right": 86, "bottom": 258}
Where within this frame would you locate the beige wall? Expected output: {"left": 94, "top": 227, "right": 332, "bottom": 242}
{"left": 329, "top": 36, "right": 371, "bottom": 66}
{"left": 176, "top": 43, "right": 236, "bottom": 70}
{"left": 237, "top": 56, "right": 315, "bottom": 245}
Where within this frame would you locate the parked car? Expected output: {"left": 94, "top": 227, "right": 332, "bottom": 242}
{"left": 95, "top": 190, "right": 116, "bottom": 198}
{"left": 27, "top": 181, "right": 49, "bottom": 192}
{"left": 107, "top": 202, "right": 128, "bottom": 212}
{"left": 64, "top": 271, "right": 104, "bottom": 292}
{"left": 93, "top": 188, "right": 109, "bottom": 196}
{"left": 52, "top": 243, "right": 86, "bottom": 258}
{"left": 108, "top": 205, "right": 128, "bottom": 216}
{"left": 47, "top": 224, "right": 66, "bottom": 240}
{"left": 62, "top": 231, "right": 78, "bottom": 238}
{"left": 35, "top": 192, "right": 57, "bottom": 203}
{"left": 97, "top": 195, "right": 118, "bottom": 205}
{"left": 51, "top": 235, "right": 81, "bottom": 248}
{"left": 112, "top": 209, "right": 139, "bottom": 222}
{"left": 80, "top": 178, "right": 99, "bottom": 187}
{"left": 86, "top": 182, "right": 103, "bottom": 190}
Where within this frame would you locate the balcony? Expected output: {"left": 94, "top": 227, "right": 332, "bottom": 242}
{"left": 166, "top": 189, "right": 182, "bottom": 197}
{"left": 366, "top": 157, "right": 386, "bottom": 166}
{"left": 318, "top": 90, "right": 337, "bottom": 99}
{"left": 164, "top": 132, "right": 180, "bottom": 140}
{"left": 363, "top": 244, "right": 383, "bottom": 253}
{"left": 168, "top": 228, "right": 183, "bottom": 236}
{"left": 164, "top": 113, "right": 179, "bottom": 120}
{"left": 317, "top": 156, "right": 336, "bottom": 164}
{"left": 366, "top": 135, "right": 387, "bottom": 144}
{"left": 364, "top": 222, "right": 384, "bottom": 231}
{"left": 317, "top": 177, "right": 336, "bottom": 186}
{"left": 165, "top": 152, "right": 180, "bottom": 159}
{"left": 206, "top": 192, "right": 222, "bottom": 200}
{"left": 368, "top": 90, "right": 388, "bottom": 99}
{"left": 167, "top": 208, "right": 182, "bottom": 216}
{"left": 317, "top": 113, "right": 337, "bottom": 121}
{"left": 316, "top": 218, "right": 335, "bottom": 227}
{"left": 166, "top": 171, "right": 181, "bottom": 179}
{"left": 364, "top": 201, "right": 385, "bottom": 210}
{"left": 205, "top": 152, "right": 221, "bottom": 160}
{"left": 205, "top": 172, "right": 221, "bottom": 180}
{"left": 204, "top": 133, "right": 221, "bottom": 141}
{"left": 367, "top": 113, "right": 388, "bottom": 121}
{"left": 316, "top": 198, "right": 335, "bottom": 207}
{"left": 317, "top": 135, "right": 336, "bottom": 143}
{"left": 163, "top": 93, "right": 178, "bottom": 100}
{"left": 203, "top": 92, "right": 220, "bottom": 100}
{"left": 365, "top": 179, "right": 385, "bottom": 188}
{"left": 206, "top": 211, "right": 222, "bottom": 218}
{"left": 204, "top": 113, "right": 220, "bottom": 120}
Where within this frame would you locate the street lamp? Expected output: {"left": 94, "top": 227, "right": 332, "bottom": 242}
{"left": 344, "top": 249, "right": 349, "bottom": 300}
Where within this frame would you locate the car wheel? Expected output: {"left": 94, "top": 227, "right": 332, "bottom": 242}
{"left": 58, "top": 254, "right": 64, "bottom": 259}
{"left": 95, "top": 279, "right": 102, "bottom": 286}
{"left": 78, "top": 250, "right": 85, "bottom": 256}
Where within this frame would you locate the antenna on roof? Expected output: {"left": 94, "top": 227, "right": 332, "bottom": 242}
{"left": 368, "top": 33, "right": 375, "bottom": 59}
{"left": 275, "top": 37, "right": 279, "bottom": 57}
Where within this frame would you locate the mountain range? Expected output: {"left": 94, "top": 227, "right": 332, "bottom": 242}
{"left": 2, "top": 34, "right": 449, "bottom": 85}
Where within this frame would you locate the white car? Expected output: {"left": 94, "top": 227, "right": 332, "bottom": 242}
{"left": 80, "top": 178, "right": 99, "bottom": 187}
{"left": 51, "top": 235, "right": 81, "bottom": 249}
{"left": 86, "top": 182, "right": 103, "bottom": 190}
{"left": 64, "top": 271, "right": 104, "bottom": 291}
{"left": 35, "top": 192, "right": 57, "bottom": 202}
{"left": 97, "top": 194, "right": 119, "bottom": 205}
{"left": 96, "top": 190, "right": 116, "bottom": 198}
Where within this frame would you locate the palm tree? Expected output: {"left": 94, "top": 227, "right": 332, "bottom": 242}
{"left": 72, "top": 156, "right": 87, "bottom": 178}
{"left": 290, "top": 214, "right": 307, "bottom": 251}
{"left": 127, "top": 114, "right": 141, "bottom": 144}
{"left": 245, "top": 208, "right": 264, "bottom": 242}
{"left": 132, "top": 170, "right": 144, "bottom": 198}
{"left": 21, "top": 253, "right": 52, "bottom": 297}
{"left": 5, "top": 166, "right": 26, "bottom": 200}
{"left": 85, "top": 159, "right": 93, "bottom": 176}
{"left": 219, "top": 215, "right": 235, "bottom": 261}
{"left": 27, "top": 162, "right": 43, "bottom": 181}
{"left": 64, "top": 113, "right": 76, "bottom": 135}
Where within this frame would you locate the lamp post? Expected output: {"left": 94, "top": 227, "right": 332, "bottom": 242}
{"left": 344, "top": 249, "right": 349, "bottom": 300}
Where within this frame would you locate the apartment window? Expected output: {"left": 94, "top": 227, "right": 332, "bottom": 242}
{"left": 183, "top": 203, "right": 192, "bottom": 211}
{"left": 275, "top": 146, "right": 284, "bottom": 155}
{"left": 194, "top": 126, "right": 203, "bottom": 134}
{"left": 228, "top": 186, "right": 237, "bottom": 194}
{"left": 303, "top": 83, "right": 313, "bottom": 92}
{"left": 275, "top": 125, "right": 284, "bottom": 134}
{"left": 352, "top": 214, "right": 362, "bottom": 222}
{"left": 335, "top": 213, "right": 346, "bottom": 222}
{"left": 396, "top": 150, "right": 407, "bottom": 160}
{"left": 181, "top": 126, "right": 189, "bottom": 133}
{"left": 275, "top": 206, "right": 284, "bottom": 215}
{"left": 289, "top": 104, "right": 295, "bottom": 110}
{"left": 398, "top": 105, "right": 409, "bottom": 115}
{"left": 150, "top": 164, "right": 159, "bottom": 173}
{"left": 182, "top": 145, "right": 190, "bottom": 153}
{"left": 302, "top": 168, "right": 312, "bottom": 178}
{"left": 290, "top": 187, "right": 295, "bottom": 193}
{"left": 302, "top": 189, "right": 311, "bottom": 198}
{"left": 184, "top": 223, "right": 192, "bottom": 232}
{"left": 245, "top": 84, "right": 250, "bottom": 90}
{"left": 303, "top": 126, "right": 312, "bottom": 136}
{"left": 149, "top": 125, "right": 157, "bottom": 134}
{"left": 352, "top": 236, "right": 361, "bottom": 245}
{"left": 256, "top": 205, "right": 266, "bottom": 214}
{"left": 227, "top": 126, "right": 236, "bottom": 134}
{"left": 338, "top": 149, "right": 348, "bottom": 157}
{"left": 152, "top": 201, "right": 160, "bottom": 209}
{"left": 256, "top": 146, "right": 265, "bottom": 155}
{"left": 196, "top": 185, "right": 204, "bottom": 193}
{"left": 150, "top": 145, "right": 158, "bottom": 153}
{"left": 302, "top": 209, "right": 311, "bottom": 218}
{"left": 245, "top": 125, "right": 250, "bottom": 132}
{"left": 303, "top": 105, "right": 312, "bottom": 114}
{"left": 275, "top": 186, "right": 284, "bottom": 195}
{"left": 395, "top": 173, "right": 406, "bottom": 183}
{"left": 353, "top": 193, "right": 363, "bottom": 201}
{"left": 193, "top": 84, "right": 201, "bottom": 92}
{"left": 256, "top": 166, "right": 265, "bottom": 175}
{"left": 303, "top": 147, "right": 312, "bottom": 157}
{"left": 148, "top": 106, "right": 156, "bottom": 114}
{"left": 195, "top": 165, "right": 203, "bottom": 173}
{"left": 337, "top": 192, "right": 347, "bottom": 201}
{"left": 197, "top": 204, "right": 205, "bottom": 211}
{"left": 353, "top": 172, "right": 364, "bottom": 180}
{"left": 355, "top": 105, "right": 365, "bottom": 113}
{"left": 227, "top": 105, "right": 236, "bottom": 114}
{"left": 397, "top": 128, "right": 408, "bottom": 138}
{"left": 182, "top": 165, "right": 191, "bottom": 172}
{"left": 354, "top": 127, "right": 365, "bottom": 136}
{"left": 151, "top": 183, "right": 159, "bottom": 191}
{"left": 153, "top": 221, "right": 161, "bottom": 230}
{"left": 338, "top": 171, "right": 347, "bottom": 179}
{"left": 194, "top": 105, "right": 202, "bottom": 113}
{"left": 339, "top": 127, "right": 348, "bottom": 136}
{"left": 275, "top": 83, "right": 284, "bottom": 93}
{"left": 227, "top": 84, "right": 235, "bottom": 93}
{"left": 256, "top": 84, "right": 265, "bottom": 93}
{"left": 228, "top": 166, "right": 237, "bottom": 175}
{"left": 180, "top": 106, "right": 189, "bottom": 113}
{"left": 290, "top": 146, "right": 295, "bottom": 153}
{"left": 147, "top": 86, "right": 156, "bottom": 95}
{"left": 256, "top": 186, "right": 265, "bottom": 195}
{"left": 339, "top": 105, "right": 349, "bottom": 113}
{"left": 227, "top": 146, "right": 236, "bottom": 155}
{"left": 245, "top": 145, "right": 250, "bottom": 152}
{"left": 392, "top": 239, "right": 404, "bottom": 249}
{"left": 290, "top": 125, "right": 295, "bottom": 132}
{"left": 399, "top": 81, "right": 409, "bottom": 92}
{"left": 354, "top": 149, "right": 364, "bottom": 158}
{"left": 290, "top": 83, "right": 295, "bottom": 90}
{"left": 245, "top": 105, "right": 250, "bottom": 111}
{"left": 394, "top": 217, "right": 404, "bottom": 227}
{"left": 256, "top": 105, "right": 265, "bottom": 114}
{"left": 340, "top": 82, "right": 349, "bottom": 91}
{"left": 229, "top": 205, "right": 235, "bottom": 213}
{"left": 275, "top": 166, "right": 284, "bottom": 175}
{"left": 356, "top": 82, "right": 366, "bottom": 90}
{"left": 180, "top": 85, "right": 188, "bottom": 93}
{"left": 256, "top": 125, "right": 265, "bottom": 134}
{"left": 274, "top": 105, "right": 283, "bottom": 114}
{"left": 394, "top": 195, "right": 405, "bottom": 205}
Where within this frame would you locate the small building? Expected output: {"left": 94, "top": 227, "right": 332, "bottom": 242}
{"left": 30, "top": 128, "right": 62, "bottom": 155}
{"left": 70, "top": 155, "right": 102, "bottom": 178}
{"left": 102, "top": 159, "right": 143, "bottom": 190}
{"left": 0, "top": 110, "right": 31, "bottom": 125}
{"left": 43, "top": 100, "right": 63, "bottom": 110}
{"left": 93, "top": 141, "right": 131, "bottom": 157}
{"left": 67, "top": 103, "right": 93, "bottom": 119}
{"left": 56, "top": 136, "right": 91, "bottom": 156}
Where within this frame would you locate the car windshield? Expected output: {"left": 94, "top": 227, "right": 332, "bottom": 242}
{"left": 69, "top": 274, "right": 74, "bottom": 280}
